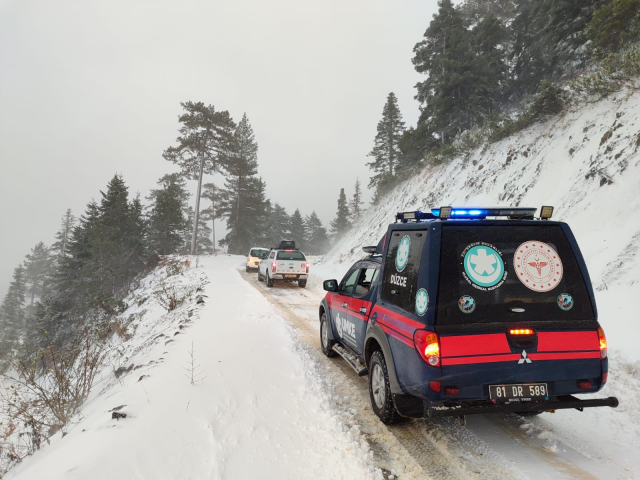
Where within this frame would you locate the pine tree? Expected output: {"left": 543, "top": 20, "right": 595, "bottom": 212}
{"left": 289, "top": 209, "right": 306, "bottom": 251}
{"left": 586, "top": 0, "right": 640, "bottom": 58}
{"left": 23, "top": 242, "right": 53, "bottom": 307}
{"left": 349, "top": 179, "right": 364, "bottom": 221}
{"left": 0, "top": 265, "right": 27, "bottom": 354}
{"left": 52, "top": 209, "right": 75, "bottom": 259}
{"left": 217, "top": 114, "right": 268, "bottom": 254}
{"left": 200, "top": 183, "right": 219, "bottom": 254}
{"left": 304, "top": 212, "right": 329, "bottom": 255}
{"left": 264, "top": 203, "right": 291, "bottom": 248}
{"left": 147, "top": 174, "right": 190, "bottom": 255}
{"left": 330, "top": 188, "right": 351, "bottom": 238}
{"left": 182, "top": 207, "right": 213, "bottom": 254}
{"left": 163, "top": 102, "right": 236, "bottom": 254}
{"left": 366, "top": 93, "right": 405, "bottom": 190}
{"left": 413, "top": 0, "right": 497, "bottom": 143}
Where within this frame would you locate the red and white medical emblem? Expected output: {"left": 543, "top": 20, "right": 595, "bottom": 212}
{"left": 513, "top": 241, "right": 563, "bottom": 292}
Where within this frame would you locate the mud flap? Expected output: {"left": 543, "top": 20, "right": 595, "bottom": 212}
{"left": 393, "top": 393, "right": 425, "bottom": 418}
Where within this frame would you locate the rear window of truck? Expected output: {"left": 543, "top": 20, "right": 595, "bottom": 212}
{"left": 276, "top": 251, "right": 306, "bottom": 260}
{"left": 436, "top": 224, "right": 594, "bottom": 325}
{"left": 250, "top": 249, "right": 269, "bottom": 258}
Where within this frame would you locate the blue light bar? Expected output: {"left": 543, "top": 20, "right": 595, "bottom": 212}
{"left": 430, "top": 207, "right": 536, "bottom": 219}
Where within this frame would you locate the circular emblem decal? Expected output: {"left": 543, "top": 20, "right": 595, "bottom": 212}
{"left": 395, "top": 235, "right": 411, "bottom": 272}
{"left": 557, "top": 293, "right": 574, "bottom": 311}
{"left": 415, "top": 289, "right": 429, "bottom": 316}
{"left": 458, "top": 295, "right": 476, "bottom": 314}
{"left": 462, "top": 243, "right": 506, "bottom": 290}
{"left": 514, "top": 241, "right": 563, "bottom": 292}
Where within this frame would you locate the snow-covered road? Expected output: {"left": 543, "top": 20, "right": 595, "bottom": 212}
{"left": 242, "top": 258, "right": 640, "bottom": 480}
{"left": 8, "top": 255, "right": 639, "bottom": 480}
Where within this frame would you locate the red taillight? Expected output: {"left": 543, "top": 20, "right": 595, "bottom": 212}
{"left": 444, "top": 387, "right": 459, "bottom": 396}
{"left": 597, "top": 327, "right": 607, "bottom": 359}
{"left": 509, "top": 328, "right": 534, "bottom": 335}
{"left": 285, "top": 250, "right": 293, "bottom": 253}
{"left": 414, "top": 330, "right": 440, "bottom": 367}
{"left": 428, "top": 381, "right": 441, "bottom": 392}
{"left": 602, "top": 372, "right": 608, "bottom": 384}
{"left": 305, "top": 263, "right": 310, "bottom": 274}
{"left": 577, "top": 380, "right": 593, "bottom": 389}
{"left": 271, "top": 262, "right": 276, "bottom": 273}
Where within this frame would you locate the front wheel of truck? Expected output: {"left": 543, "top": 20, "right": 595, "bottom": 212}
{"left": 320, "top": 313, "right": 336, "bottom": 357}
{"left": 369, "top": 350, "right": 400, "bottom": 425}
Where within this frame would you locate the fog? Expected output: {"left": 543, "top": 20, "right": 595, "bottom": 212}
{"left": 0, "top": 0, "right": 437, "bottom": 295}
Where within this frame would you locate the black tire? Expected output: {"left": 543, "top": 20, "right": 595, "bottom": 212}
{"left": 320, "top": 313, "right": 336, "bottom": 357}
{"left": 368, "top": 350, "right": 400, "bottom": 425}
{"left": 258, "top": 269, "right": 264, "bottom": 282}
{"left": 266, "top": 272, "right": 274, "bottom": 288}
{"left": 246, "top": 266, "right": 250, "bottom": 273}
{"left": 298, "top": 280, "right": 307, "bottom": 288}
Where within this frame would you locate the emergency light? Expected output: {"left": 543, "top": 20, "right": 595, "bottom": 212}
{"left": 395, "top": 207, "right": 541, "bottom": 223}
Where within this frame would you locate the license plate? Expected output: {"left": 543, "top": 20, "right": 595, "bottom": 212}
{"left": 285, "top": 275, "right": 297, "bottom": 279}
{"left": 489, "top": 383, "right": 548, "bottom": 402}
{"left": 254, "top": 261, "right": 259, "bottom": 265}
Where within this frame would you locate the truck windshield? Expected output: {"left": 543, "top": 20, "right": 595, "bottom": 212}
{"left": 276, "top": 251, "right": 306, "bottom": 260}
{"left": 436, "top": 224, "right": 594, "bottom": 325}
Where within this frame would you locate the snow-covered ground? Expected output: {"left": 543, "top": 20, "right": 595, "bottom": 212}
{"left": 10, "top": 256, "right": 378, "bottom": 480}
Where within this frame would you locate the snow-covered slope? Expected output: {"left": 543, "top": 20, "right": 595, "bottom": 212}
{"left": 10, "top": 256, "right": 378, "bottom": 480}
{"left": 325, "top": 86, "right": 640, "bottom": 361}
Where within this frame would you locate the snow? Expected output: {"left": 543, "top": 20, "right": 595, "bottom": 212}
{"left": 7, "top": 85, "right": 640, "bottom": 480}
{"left": 10, "top": 256, "right": 378, "bottom": 480}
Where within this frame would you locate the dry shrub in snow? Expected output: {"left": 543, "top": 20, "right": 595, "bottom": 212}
{"left": 0, "top": 326, "right": 108, "bottom": 475}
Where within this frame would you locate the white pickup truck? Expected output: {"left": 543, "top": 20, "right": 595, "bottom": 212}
{"left": 258, "top": 248, "right": 309, "bottom": 288}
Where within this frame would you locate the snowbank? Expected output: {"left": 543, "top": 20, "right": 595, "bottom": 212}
{"left": 10, "top": 256, "right": 378, "bottom": 480}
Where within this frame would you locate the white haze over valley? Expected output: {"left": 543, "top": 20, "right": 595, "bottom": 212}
{"left": 0, "top": 0, "right": 437, "bottom": 295}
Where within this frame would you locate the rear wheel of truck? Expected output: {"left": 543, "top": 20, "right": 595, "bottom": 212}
{"left": 369, "top": 350, "right": 400, "bottom": 425}
{"left": 298, "top": 280, "right": 307, "bottom": 288}
{"left": 320, "top": 313, "right": 336, "bottom": 357}
{"left": 266, "top": 272, "right": 274, "bottom": 288}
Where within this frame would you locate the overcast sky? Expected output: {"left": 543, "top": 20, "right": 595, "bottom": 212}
{"left": 0, "top": 0, "right": 438, "bottom": 295}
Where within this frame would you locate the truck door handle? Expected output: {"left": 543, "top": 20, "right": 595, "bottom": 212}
{"left": 360, "top": 307, "right": 367, "bottom": 315}
{"left": 343, "top": 302, "right": 348, "bottom": 308}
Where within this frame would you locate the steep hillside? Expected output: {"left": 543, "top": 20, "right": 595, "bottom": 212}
{"left": 326, "top": 86, "right": 640, "bottom": 359}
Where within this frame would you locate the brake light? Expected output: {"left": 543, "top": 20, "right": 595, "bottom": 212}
{"left": 428, "top": 381, "right": 441, "bottom": 392}
{"left": 597, "top": 327, "right": 607, "bottom": 359}
{"left": 271, "top": 262, "right": 276, "bottom": 273}
{"left": 577, "top": 380, "right": 593, "bottom": 389}
{"left": 414, "top": 330, "right": 440, "bottom": 367}
{"left": 444, "top": 387, "right": 460, "bottom": 396}
{"left": 305, "top": 263, "right": 310, "bottom": 274}
{"left": 509, "top": 329, "right": 534, "bottom": 335}
{"left": 602, "top": 372, "right": 608, "bottom": 384}
{"left": 285, "top": 250, "right": 293, "bottom": 253}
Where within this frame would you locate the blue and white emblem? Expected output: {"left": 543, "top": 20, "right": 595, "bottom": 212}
{"left": 463, "top": 244, "right": 505, "bottom": 289}
{"left": 395, "top": 235, "right": 411, "bottom": 272}
{"left": 557, "top": 293, "right": 574, "bottom": 311}
{"left": 415, "top": 289, "right": 429, "bottom": 316}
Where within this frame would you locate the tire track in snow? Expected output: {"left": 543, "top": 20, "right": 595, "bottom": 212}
{"left": 240, "top": 269, "right": 520, "bottom": 480}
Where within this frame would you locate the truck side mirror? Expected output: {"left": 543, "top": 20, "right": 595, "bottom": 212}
{"left": 323, "top": 279, "right": 338, "bottom": 292}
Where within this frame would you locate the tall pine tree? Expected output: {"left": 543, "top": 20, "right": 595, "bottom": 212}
{"left": 330, "top": 188, "right": 351, "bottom": 238}
{"left": 163, "top": 102, "right": 236, "bottom": 254}
{"left": 304, "top": 212, "right": 329, "bottom": 255}
{"left": 200, "top": 183, "right": 219, "bottom": 254}
{"left": 147, "top": 174, "right": 190, "bottom": 255}
{"left": 23, "top": 242, "right": 53, "bottom": 308}
{"left": 52, "top": 209, "right": 75, "bottom": 259}
{"left": 289, "top": 209, "right": 307, "bottom": 251}
{"left": 366, "top": 93, "right": 405, "bottom": 191}
{"left": 264, "top": 203, "right": 291, "bottom": 248}
{"left": 0, "top": 265, "right": 26, "bottom": 354}
{"left": 349, "top": 179, "right": 364, "bottom": 221}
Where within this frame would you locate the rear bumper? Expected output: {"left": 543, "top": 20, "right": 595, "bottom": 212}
{"left": 426, "top": 394, "right": 619, "bottom": 418}
{"left": 271, "top": 274, "right": 308, "bottom": 280}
